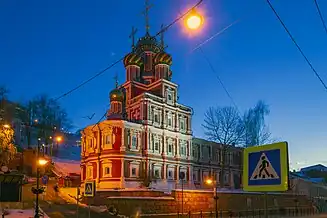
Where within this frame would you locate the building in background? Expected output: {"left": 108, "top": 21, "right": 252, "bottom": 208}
{"left": 80, "top": 24, "right": 243, "bottom": 191}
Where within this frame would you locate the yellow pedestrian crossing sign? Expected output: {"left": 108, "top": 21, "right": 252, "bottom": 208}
{"left": 250, "top": 153, "right": 279, "bottom": 180}
{"left": 84, "top": 181, "right": 95, "bottom": 197}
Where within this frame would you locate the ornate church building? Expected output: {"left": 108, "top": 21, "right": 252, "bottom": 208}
{"left": 80, "top": 9, "right": 242, "bottom": 191}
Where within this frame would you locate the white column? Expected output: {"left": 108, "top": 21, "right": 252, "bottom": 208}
{"left": 120, "top": 158, "right": 125, "bottom": 188}
{"left": 176, "top": 165, "right": 180, "bottom": 181}
{"left": 163, "top": 163, "right": 167, "bottom": 180}
{"left": 96, "top": 161, "right": 100, "bottom": 186}
{"left": 97, "top": 130, "right": 101, "bottom": 153}
{"left": 188, "top": 165, "right": 192, "bottom": 185}
{"left": 120, "top": 127, "right": 126, "bottom": 152}
{"left": 176, "top": 137, "right": 180, "bottom": 157}
{"left": 162, "top": 134, "right": 166, "bottom": 156}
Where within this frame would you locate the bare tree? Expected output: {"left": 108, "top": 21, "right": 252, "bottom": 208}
{"left": 242, "top": 100, "right": 272, "bottom": 147}
{"left": 202, "top": 106, "right": 244, "bottom": 188}
{"left": 202, "top": 101, "right": 273, "bottom": 188}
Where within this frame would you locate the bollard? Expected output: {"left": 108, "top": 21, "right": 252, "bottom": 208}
{"left": 188, "top": 211, "right": 191, "bottom": 218}
{"left": 200, "top": 210, "right": 203, "bottom": 218}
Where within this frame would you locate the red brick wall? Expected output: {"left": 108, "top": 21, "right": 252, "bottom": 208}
{"left": 87, "top": 190, "right": 314, "bottom": 216}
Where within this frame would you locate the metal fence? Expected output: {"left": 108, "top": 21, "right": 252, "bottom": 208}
{"left": 138, "top": 207, "right": 316, "bottom": 218}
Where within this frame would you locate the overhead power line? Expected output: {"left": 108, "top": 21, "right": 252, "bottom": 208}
{"left": 314, "top": 0, "right": 327, "bottom": 36}
{"left": 198, "top": 47, "right": 241, "bottom": 115}
{"left": 54, "top": 0, "right": 204, "bottom": 102}
{"left": 79, "top": 0, "right": 204, "bottom": 129}
{"left": 266, "top": 0, "right": 327, "bottom": 91}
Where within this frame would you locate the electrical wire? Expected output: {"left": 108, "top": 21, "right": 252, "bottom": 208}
{"left": 314, "top": 0, "right": 327, "bottom": 36}
{"left": 81, "top": 0, "right": 204, "bottom": 130}
{"left": 198, "top": 47, "right": 242, "bottom": 116}
{"left": 54, "top": 0, "right": 204, "bottom": 102}
{"left": 266, "top": 0, "right": 327, "bottom": 91}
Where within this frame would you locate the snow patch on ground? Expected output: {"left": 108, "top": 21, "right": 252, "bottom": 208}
{"left": 3, "top": 209, "right": 49, "bottom": 218}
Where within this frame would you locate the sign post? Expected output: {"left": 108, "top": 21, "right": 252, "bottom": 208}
{"left": 84, "top": 181, "right": 95, "bottom": 218}
{"left": 242, "top": 142, "right": 289, "bottom": 218}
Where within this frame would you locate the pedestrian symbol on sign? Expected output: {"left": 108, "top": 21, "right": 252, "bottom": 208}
{"left": 250, "top": 153, "right": 279, "bottom": 180}
{"left": 84, "top": 181, "right": 95, "bottom": 197}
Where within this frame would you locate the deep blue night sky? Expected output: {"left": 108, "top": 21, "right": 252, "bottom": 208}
{"left": 1, "top": 0, "right": 327, "bottom": 169}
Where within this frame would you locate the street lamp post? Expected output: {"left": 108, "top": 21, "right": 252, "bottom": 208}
{"left": 34, "top": 138, "right": 41, "bottom": 218}
{"left": 206, "top": 178, "right": 219, "bottom": 218}
{"left": 32, "top": 138, "right": 48, "bottom": 218}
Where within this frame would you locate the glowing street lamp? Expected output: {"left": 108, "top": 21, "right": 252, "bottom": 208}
{"left": 205, "top": 178, "right": 213, "bottom": 185}
{"left": 56, "top": 136, "right": 62, "bottom": 143}
{"left": 185, "top": 9, "right": 204, "bottom": 31}
{"left": 205, "top": 178, "right": 218, "bottom": 218}
{"left": 3, "top": 124, "right": 10, "bottom": 128}
{"left": 38, "top": 158, "right": 48, "bottom": 166}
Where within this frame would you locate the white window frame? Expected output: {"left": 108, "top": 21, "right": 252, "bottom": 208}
{"left": 180, "top": 140, "right": 187, "bottom": 157}
{"left": 179, "top": 168, "right": 187, "bottom": 181}
{"left": 167, "top": 168, "right": 174, "bottom": 180}
{"left": 179, "top": 117, "right": 186, "bottom": 131}
{"left": 166, "top": 112, "right": 173, "bottom": 128}
{"left": 154, "top": 137, "right": 160, "bottom": 153}
{"left": 153, "top": 165, "right": 162, "bottom": 179}
{"left": 102, "top": 162, "right": 112, "bottom": 178}
{"left": 129, "top": 161, "right": 140, "bottom": 178}
{"left": 166, "top": 89, "right": 174, "bottom": 104}
{"left": 131, "top": 134, "right": 138, "bottom": 150}
{"left": 193, "top": 169, "right": 199, "bottom": 181}
{"left": 167, "top": 140, "right": 173, "bottom": 156}
{"left": 154, "top": 111, "right": 160, "bottom": 125}
{"left": 103, "top": 133, "right": 113, "bottom": 149}
{"left": 86, "top": 164, "right": 93, "bottom": 179}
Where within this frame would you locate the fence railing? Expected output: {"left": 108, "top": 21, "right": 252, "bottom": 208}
{"left": 138, "top": 206, "right": 316, "bottom": 218}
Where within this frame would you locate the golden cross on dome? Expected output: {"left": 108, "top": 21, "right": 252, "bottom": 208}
{"left": 142, "top": 0, "right": 153, "bottom": 34}
{"left": 114, "top": 74, "right": 118, "bottom": 88}
{"left": 129, "top": 26, "right": 138, "bottom": 50}
{"left": 159, "top": 24, "right": 168, "bottom": 50}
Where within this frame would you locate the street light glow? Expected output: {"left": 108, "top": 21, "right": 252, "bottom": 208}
{"left": 187, "top": 15, "right": 202, "bottom": 30}
{"left": 56, "top": 136, "right": 62, "bottom": 142}
{"left": 3, "top": 124, "right": 10, "bottom": 128}
{"left": 205, "top": 178, "right": 213, "bottom": 185}
{"left": 38, "top": 159, "right": 48, "bottom": 166}
{"left": 185, "top": 9, "right": 203, "bottom": 30}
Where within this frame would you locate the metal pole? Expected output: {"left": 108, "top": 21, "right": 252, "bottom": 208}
{"left": 88, "top": 198, "right": 91, "bottom": 218}
{"left": 214, "top": 187, "right": 218, "bottom": 218}
{"left": 264, "top": 192, "right": 268, "bottom": 218}
{"left": 76, "top": 187, "right": 79, "bottom": 218}
{"left": 181, "top": 180, "right": 184, "bottom": 217}
{"left": 34, "top": 139, "right": 40, "bottom": 218}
